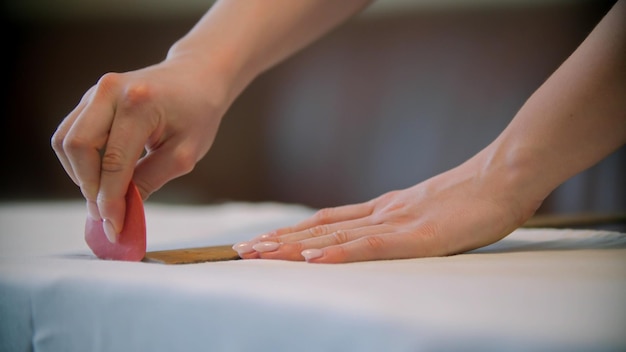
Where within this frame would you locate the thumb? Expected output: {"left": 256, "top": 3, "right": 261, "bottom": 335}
{"left": 132, "top": 143, "right": 198, "bottom": 200}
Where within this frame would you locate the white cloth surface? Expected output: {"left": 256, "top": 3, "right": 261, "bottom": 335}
{"left": 1, "top": 201, "right": 625, "bottom": 352}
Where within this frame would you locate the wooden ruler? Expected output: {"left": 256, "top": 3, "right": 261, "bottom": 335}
{"left": 144, "top": 245, "right": 240, "bottom": 264}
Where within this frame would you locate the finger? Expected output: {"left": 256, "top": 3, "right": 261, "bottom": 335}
{"left": 298, "top": 224, "right": 393, "bottom": 249}
{"left": 302, "top": 230, "right": 444, "bottom": 264}
{"left": 236, "top": 248, "right": 261, "bottom": 260}
{"left": 51, "top": 86, "right": 96, "bottom": 186}
{"left": 63, "top": 83, "right": 118, "bottom": 203}
{"left": 64, "top": 85, "right": 119, "bottom": 224}
{"left": 235, "top": 203, "right": 375, "bottom": 259}
{"left": 246, "top": 202, "right": 375, "bottom": 244}
{"left": 273, "top": 216, "right": 376, "bottom": 244}
{"left": 235, "top": 227, "right": 297, "bottom": 259}
{"left": 255, "top": 225, "right": 392, "bottom": 261}
{"left": 290, "top": 202, "right": 374, "bottom": 231}
{"left": 97, "top": 81, "right": 159, "bottom": 236}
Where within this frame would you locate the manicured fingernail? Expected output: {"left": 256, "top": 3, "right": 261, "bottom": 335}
{"left": 86, "top": 201, "right": 101, "bottom": 221}
{"left": 259, "top": 233, "right": 274, "bottom": 240}
{"left": 252, "top": 241, "right": 281, "bottom": 253}
{"left": 301, "top": 249, "right": 324, "bottom": 261}
{"left": 232, "top": 241, "right": 254, "bottom": 254}
{"left": 103, "top": 219, "right": 118, "bottom": 243}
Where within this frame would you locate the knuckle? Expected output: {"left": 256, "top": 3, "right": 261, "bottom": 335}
{"left": 50, "top": 130, "right": 65, "bottom": 152}
{"left": 119, "top": 82, "right": 153, "bottom": 111}
{"left": 96, "top": 72, "right": 122, "bottom": 93}
{"left": 96, "top": 73, "right": 155, "bottom": 114}
{"left": 364, "top": 235, "right": 386, "bottom": 252}
{"left": 331, "top": 230, "right": 350, "bottom": 244}
{"left": 308, "top": 224, "right": 329, "bottom": 237}
{"left": 172, "top": 147, "right": 196, "bottom": 175}
{"left": 101, "top": 146, "right": 127, "bottom": 173}
{"left": 62, "top": 134, "right": 90, "bottom": 155}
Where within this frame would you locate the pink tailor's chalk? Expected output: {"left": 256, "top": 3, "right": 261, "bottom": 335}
{"left": 84, "top": 181, "right": 146, "bottom": 261}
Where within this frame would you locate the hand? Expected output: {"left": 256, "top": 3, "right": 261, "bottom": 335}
{"left": 51, "top": 56, "right": 234, "bottom": 241}
{"left": 233, "top": 0, "right": 623, "bottom": 264}
{"left": 233, "top": 157, "right": 542, "bottom": 263}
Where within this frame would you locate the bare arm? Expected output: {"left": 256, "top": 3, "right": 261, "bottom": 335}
{"left": 235, "top": 0, "right": 626, "bottom": 263}
{"left": 52, "top": 0, "right": 371, "bottom": 242}
{"left": 167, "top": 0, "right": 373, "bottom": 101}
{"left": 481, "top": 0, "right": 626, "bottom": 208}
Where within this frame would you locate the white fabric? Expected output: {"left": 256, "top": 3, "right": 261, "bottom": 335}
{"left": 1, "top": 201, "right": 625, "bottom": 352}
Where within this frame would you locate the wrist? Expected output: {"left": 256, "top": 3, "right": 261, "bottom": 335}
{"left": 165, "top": 38, "right": 258, "bottom": 109}
{"left": 469, "top": 140, "right": 554, "bottom": 222}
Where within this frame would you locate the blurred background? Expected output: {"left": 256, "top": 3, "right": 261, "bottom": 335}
{"left": 2, "top": 0, "right": 624, "bottom": 216}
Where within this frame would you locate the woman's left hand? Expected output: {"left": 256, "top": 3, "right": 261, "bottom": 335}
{"left": 233, "top": 157, "right": 542, "bottom": 263}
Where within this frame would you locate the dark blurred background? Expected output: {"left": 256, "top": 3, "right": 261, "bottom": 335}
{"left": 2, "top": 0, "right": 624, "bottom": 215}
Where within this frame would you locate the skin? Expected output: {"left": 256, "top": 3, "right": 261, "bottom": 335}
{"left": 51, "top": 0, "right": 373, "bottom": 240}
{"left": 52, "top": 0, "right": 625, "bottom": 262}
{"left": 238, "top": 0, "right": 626, "bottom": 262}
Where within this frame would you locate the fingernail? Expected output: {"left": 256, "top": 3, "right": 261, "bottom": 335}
{"left": 301, "top": 249, "right": 324, "bottom": 261}
{"left": 259, "top": 233, "right": 274, "bottom": 240}
{"left": 86, "top": 201, "right": 101, "bottom": 221}
{"left": 103, "top": 219, "right": 118, "bottom": 243}
{"left": 252, "top": 241, "right": 281, "bottom": 253}
{"left": 232, "top": 241, "right": 254, "bottom": 254}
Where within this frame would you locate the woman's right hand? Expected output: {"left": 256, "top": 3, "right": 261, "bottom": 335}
{"left": 50, "top": 0, "right": 378, "bottom": 243}
{"left": 51, "top": 55, "right": 235, "bottom": 242}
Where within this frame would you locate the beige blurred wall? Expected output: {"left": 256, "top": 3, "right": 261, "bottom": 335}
{"left": 2, "top": 0, "right": 623, "bottom": 215}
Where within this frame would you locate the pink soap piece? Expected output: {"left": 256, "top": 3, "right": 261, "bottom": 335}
{"left": 85, "top": 181, "right": 146, "bottom": 261}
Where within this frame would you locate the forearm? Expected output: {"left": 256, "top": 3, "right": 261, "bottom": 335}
{"left": 477, "top": 0, "right": 625, "bottom": 210}
{"left": 166, "top": 0, "right": 372, "bottom": 98}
